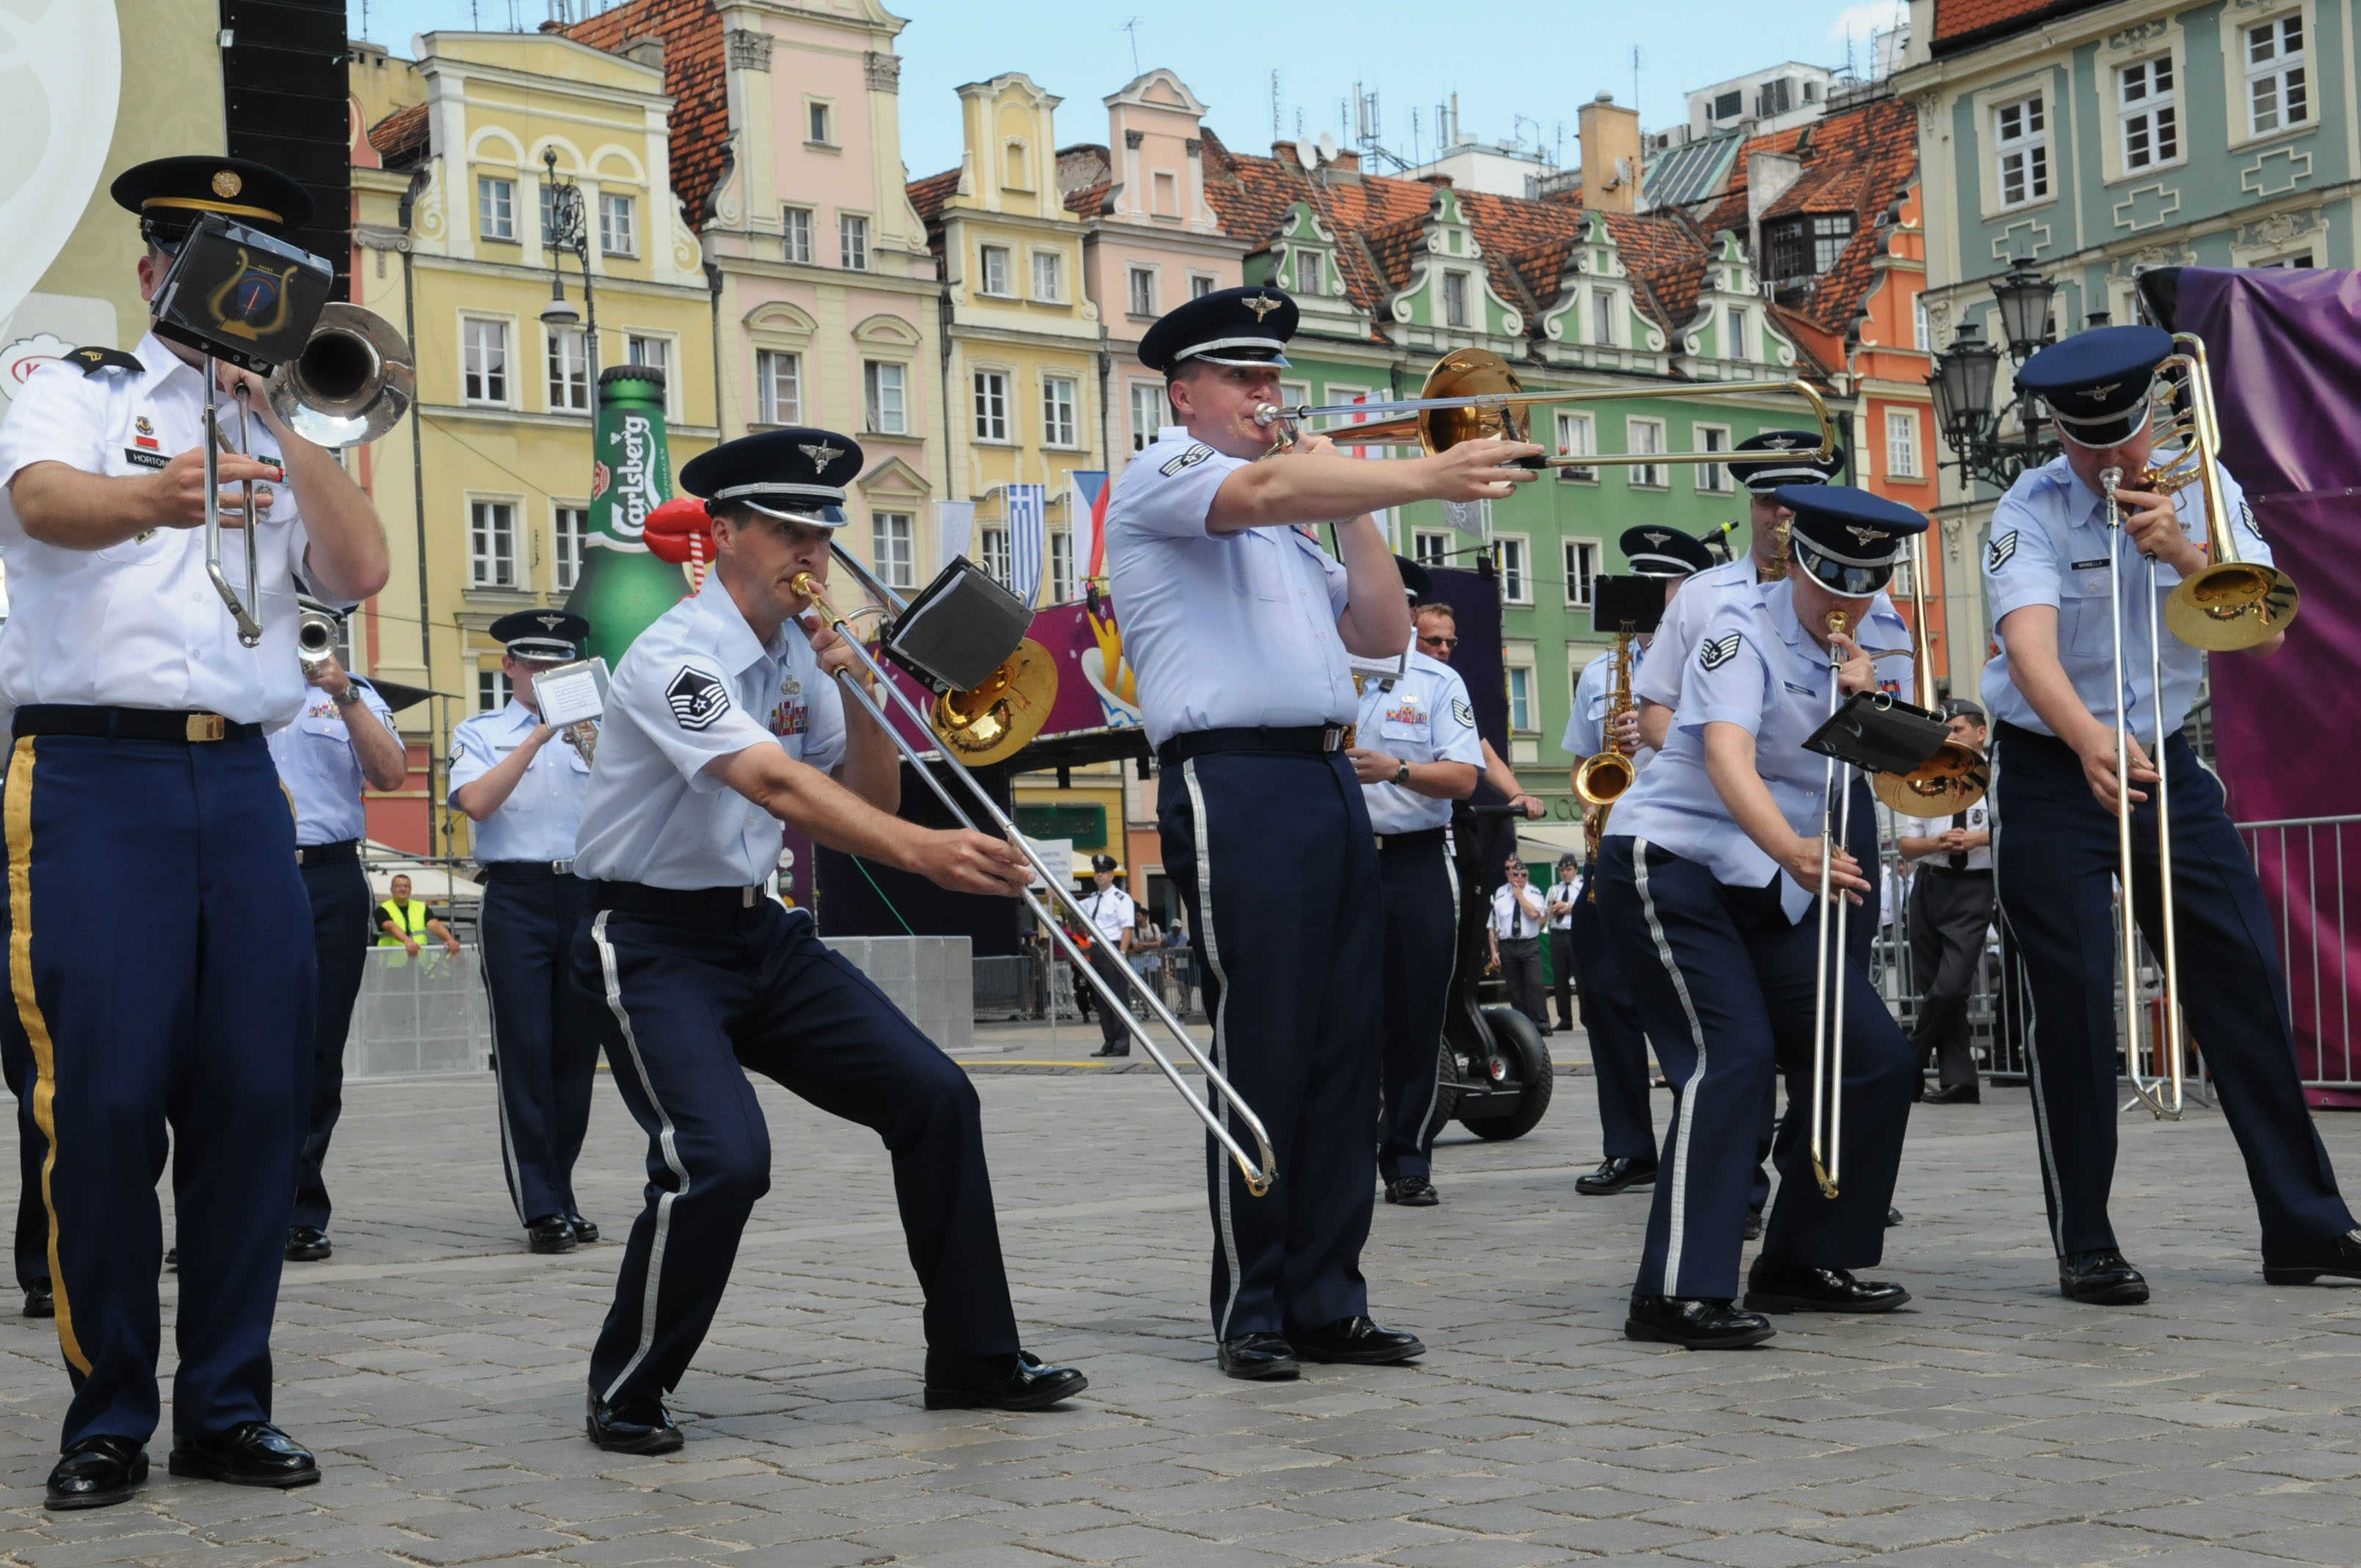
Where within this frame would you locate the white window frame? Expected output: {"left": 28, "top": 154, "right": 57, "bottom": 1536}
{"left": 863, "top": 360, "right": 909, "bottom": 435}
{"left": 1555, "top": 410, "right": 1597, "bottom": 482}
{"left": 477, "top": 664, "right": 512, "bottom": 713}
{"left": 755, "top": 348, "right": 802, "bottom": 426}
{"left": 1049, "top": 529, "right": 1075, "bottom": 602}
{"left": 1041, "top": 374, "right": 1080, "bottom": 449}
{"left": 871, "top": 512, "right": 915, "bottom": 590}
{"left": 1590, "top": 289, "right": 1618, "bottom": 347}
{"left": 2117, "top": 55, "right": 2181, "bottom": 175}
{"left": 839, "top": 212, "right": 870, "bottom": 271}
{"left": 1296, "top": 250, "right": 1323, "bottom": 296}
{"left": 782, "top": 205, "right": 814, "bottom": 264}
{"left": 553, "top": 502, "right": 589, "bottom": 592}
{"left": 978, "top": 243, "right": 1013, "bottom": 297}
{"left": 1030, "top": 249, "right": 1065, "bottom": 302}
{"left": 1497, "top": 534, "right": 1531, "bottom": 605}
{"left": 1694, "top": 422, "right": 1731, "bottom": 493}
{"left": 1126, "top": 265, "right": 1157, "bottom": 317}
{"left": 1505, "top": 656, "right": 1537, "bottom": 735}
{"left": 1626, "top": 416, "right": 1667, "bottom": 490}
{"left": 1913, "top": 294, "right": 1931, "bottom": 351}
{"left": 973, "top": 369, "right": 1012, "bottom": 443}
{"left": 476, "top": 174, "right": 515, "bottom": 242}
{"left": 1724, "top": 305, "right": 1750, "bottom": 361}
{"left": 461, "top": 315, "right": 512, "bottom": 407}
{"left": 1990, "top": 91, "right": 2052, "bottom": 212}
{"left": 598, "top": 191, "right": 637, "bottom": 256}
{"left": 980, "top": 526, "right": 1012, "bottom": 584}
{"left": 468, "top": 496, "right": 521, "bottom": 590}
{"left": 623, "top": 332, "right": 675, "bottom": 415}
{"left": 1885, "top": 407, "right": 1923, "bottom": 479}
{"left": 1443, "top": 269, "right": 1471, "bottom": 328}
{"left": 1128, "top": 381, "right": 1166, "bottom": 452}
{"left": 1563, "top": 537, "right": 1600, "bottom": 609}
{"left": 1188, "top": 272, "right": 1218, "bottom": 300}
{"left": 806, "top": 99, "right": 835, "bottom": 147}
{"left": 2242, "top": 10, "right": 2312, "bottom": 142}
{"left": 544, "top": 324, "right": 590, "bottom": 415}
{"left": 1412, "top": 531, "right": 1451, "bottom": 569}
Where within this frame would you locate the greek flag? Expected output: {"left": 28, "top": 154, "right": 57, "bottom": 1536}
{"left": 1007, "top": 482, "right": 1048, "bottom": 607}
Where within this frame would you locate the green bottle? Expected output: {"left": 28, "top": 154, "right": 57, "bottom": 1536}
{"left": 566, "top": 364, "right": 688, "bottom": 665}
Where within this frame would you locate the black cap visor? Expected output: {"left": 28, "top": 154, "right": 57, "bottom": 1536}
{"left": 1794, "top": 537, "right": 1895, "bottom": 597}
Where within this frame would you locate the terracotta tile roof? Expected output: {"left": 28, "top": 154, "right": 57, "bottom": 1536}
{"left": 1931, "top": 0, "right": 2106, "bottom": 53}
{"left": 559, "top": 0, "right": 729, "bottom": 225}
{"left": 907, "top": 167, "right": 960, "bottom": 229}
{"left": 1056, "top": 144, "right": 1112, "bottom": 216}
{"left": 368, "top": 104, "right": 429, "bottom": 170}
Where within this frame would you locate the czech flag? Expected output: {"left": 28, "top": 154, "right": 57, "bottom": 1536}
{"left": 1069, "top": 469, "right": 1111, "bottom": 587}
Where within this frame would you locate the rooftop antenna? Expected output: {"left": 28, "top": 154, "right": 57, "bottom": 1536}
{"left": 1270, "top": 68, "right": 1283, "bottom": 145}
{"left": 1633, "top": 47, "right": 1642, "bottom": 117}
{"left": 1115, "top": 16, "right": 1143, "bottom": 76}
{"left": 1410, "top": 106, "right": 1422, "bottom": 167}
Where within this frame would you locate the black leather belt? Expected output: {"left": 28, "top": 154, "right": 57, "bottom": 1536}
{"left": 1375, "top": 827, "right": 1448, "bottom": 852}
{"left": 1919, "top": 864, "right": 1993, "bottom": 879}
{"left": 12, "top": 705, "right": 260, "bottom": 743}
{"left": 1156, "top": 724, "right": 1348, "bottom": 767}
{"left": 294, "top": 839, "right": 360, "bottom": 866}
{"left": 590, "top": 879, "right": 767, "bottom": 929}
{"left": 482, "top": 860, "right": 576, "bottom": 882}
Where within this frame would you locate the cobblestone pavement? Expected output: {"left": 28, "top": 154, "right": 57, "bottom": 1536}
{"left": 2, "top": 1066, "right": 2360, "bottom": 1567}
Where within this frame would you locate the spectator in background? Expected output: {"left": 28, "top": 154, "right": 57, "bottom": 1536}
{"left": 1163, "top": 914, "right": 1194, "bottom": 1014}
{"left": 1542, "top": 853, "right": 1581, "bottom": 1032}
{"left": 1487, "top": 859, "right": 1550, "bottom": 1034}
{"left": 1898, "top": 700, "right": 1995, "bottom": 1106}
{"left": 377, "top": 874, "right": 458, "bottom": 963}
{"left": 1076, "top": 855, "right": 1136, "bottom": 1057}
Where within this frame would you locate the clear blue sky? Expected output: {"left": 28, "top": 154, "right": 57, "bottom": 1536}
{"left": 347, "top": 1, "right": 1905, "bottom": 178}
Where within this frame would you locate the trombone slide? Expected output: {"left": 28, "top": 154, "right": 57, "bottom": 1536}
{"left": 200, "top": 363, "right": 265, "bottom": 648}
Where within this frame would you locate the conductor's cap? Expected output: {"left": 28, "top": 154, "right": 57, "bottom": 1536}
{"left": 111, "top": 156, "right": 312, "bottom": 247}
{"left": 680, "top": 428, "right": 864, "bottom": 529}
{"left": 1139, "top": 286, "right": 1297, "bottom": 372}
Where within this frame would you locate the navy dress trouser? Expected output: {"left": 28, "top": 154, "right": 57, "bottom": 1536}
{"left": 291, "top": 857, "right": 374, "bottom": 1230}
{"left": 1600, "top": 837, "right": 1914, "bottom": 1301}
{"left": 482, "top": 870, "right": 599, "bottom": 1226}
{"left": 1374, "top": 833, "right": 1457, "bottom": 1184}
{"left": 1, "top": 1021, "right": 46, "bottom": 1291}
{"left": 1158, "top": 747, "right": 1382, "bottom": 1340}
{"left": 574, "top": 897, "right": 1018, "bottom": 1404}
{"left": 1991, "top": 724, "right": 2355, "bottom": 1262}
{"left": 1570, "top": 881, "right": 1655, "bottom": 1163}
{"left": 0, "top": 733, "right": 312, "bottom": 1448}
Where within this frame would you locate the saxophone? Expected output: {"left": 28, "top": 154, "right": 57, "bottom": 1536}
{"left": 1573, "top": 631, "right": 1637, "bottom": 895}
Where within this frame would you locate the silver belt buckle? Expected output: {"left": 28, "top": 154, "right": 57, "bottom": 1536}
{"left": 1321, "top": 723, "right": 1345, "bottom": 752}
{"left": 741, "top": 885, "right": 758, "bottom": 908}
{"left": 551, "top": 860, "right": 573, "bottom": 876}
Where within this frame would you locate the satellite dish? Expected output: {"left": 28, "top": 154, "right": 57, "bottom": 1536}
{"left": 1294, "top": 136, "right": 1319, "bottom": 168}
{"left": 1316, "top": 131, "right": 1340, "bottom": 161}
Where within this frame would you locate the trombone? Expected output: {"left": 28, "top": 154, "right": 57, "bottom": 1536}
{"left": 1807, "top": 609, "right": 1855, "bottom": 1198}
{"left": 1257, "top": 348, "right": 1837, "bottom": 468}
{"left": 1870, "top": 533, "right": 1987, "bottom": 816}
{"left": 791, "top": 551, "right": 1280, "bottom": 1196}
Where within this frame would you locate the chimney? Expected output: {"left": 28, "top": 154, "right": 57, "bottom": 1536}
{"left": 623, "top": 34, "right": 665, "bottom": 71}
{"left": 1578, "top": 91, "right": 1641, "bottom": 216}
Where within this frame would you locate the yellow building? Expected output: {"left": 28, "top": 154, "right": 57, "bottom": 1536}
{"left": 350, "top": 30, "right": 717, "bottom": 859}
{"left": 910, "top": 73, "right": 1117, "bottom": 863}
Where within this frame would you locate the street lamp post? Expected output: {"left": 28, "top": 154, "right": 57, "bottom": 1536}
{"left": 538, "top": 148, "right": 597, "bottom": 391}
{"left": 1927, "top": 258, "right": 2060, "bottom": 492}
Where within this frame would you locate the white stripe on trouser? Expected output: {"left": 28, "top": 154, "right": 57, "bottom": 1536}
{"left": 1987, "top": 736, "right": 2064, "bottom": 1254}
{"left": 590, "top": 910, "right": 692, "bottom": 1403}
{"left": 1633, "top": 839, "right": 1711, "bottom": 1296}
{"left": 477, "top": 923, "right": 528, "bottom": 1222}
{"left": 1182, "top": 760, "right": 1245, "bottom": 1341}
{"left": 1416, "top": 848, "right": 1462, "bottom": 1154}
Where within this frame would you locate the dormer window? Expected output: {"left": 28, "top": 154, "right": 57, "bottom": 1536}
{"left": 1591, "top": 290, "right": 1616, "bottom": 346}
{"left": 1296, "top": 251, "right": 1323, "bottom": 294}
{"left": 1765, "top": 214, "right": 1854, "bottom": 282}
{"left": 1443, "top": 270, "right": 1470, "bottom": 327}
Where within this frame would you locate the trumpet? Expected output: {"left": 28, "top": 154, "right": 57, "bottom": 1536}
{"left": 1807, "top": 609, "right": 1854, "bottom": 1198}
{"left": 791, "top": 556, "right": 1280, "bottom": 1195}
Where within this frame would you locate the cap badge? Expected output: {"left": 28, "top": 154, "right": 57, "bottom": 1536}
{"left": 2086, "top": 380, "right": 2119, "bottom": 399}
{"left": 536, "top": 613, "right": 566, "bottom": 631}
{"left": 1844, "top": 525, "right": 1885, "bottom": 544}
{"left": 212, "top": 170, "right": 242, "bottom": 199}
{"left": 1642, "top": 531, "right": 1670, "bottom": 546}
{"left": 1766, "top": 435, "right": 1800, "bottom": 449}
{"left": 798, "top": 440, "right": 843, "bottom": 467}
{"left": 1244, "top": 294, "right": 1283, "bottom": 322}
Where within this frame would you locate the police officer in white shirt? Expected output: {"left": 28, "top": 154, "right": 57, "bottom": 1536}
{"left": 1896, "top": 700, "right": 1992, "bottom": 1108}
{"left": 568, "top": 429, "right": 1084, "bottom": 1453}
{"left": 0, "top": 156, "right": 393, "bottom": 1507}
{"left": 266, "top": 610, "right": 406, "bottom": 1264}
{"left": 1542, "top": 854, "right": 1581, "bottom": 1033}
{"left": 1561, "top": 527, "right": 1716, "bottom": 1199}
{"left": 450, "top": 609, "right": 602, "bottom": 1257}
{"left": 1356, "top": 558, "right": 1481, "bottom": 1208}
{"left": 1077, "top": 854, "right": 1137, "bottom": 1057}
{"left": 1108, "top": 284, "right": 1536, "bottom": 1380}
{"left": 1487, "top": 860, "right": 1548, "bottom": 1031}
{"left": 1599, "top": 486, "right": 1923, "bottom": 1350}
{"left": 1984, "top": 324, "right": 2360, "bottom": 1305}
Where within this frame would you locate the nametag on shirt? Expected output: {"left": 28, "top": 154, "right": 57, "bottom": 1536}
{"left": 2070, "top": 558, "right": 2108, "bottom": 571}
{"left": 1783, "top": 680, "right": 1814, "bottom": 697}
{"left": 123, "top": 446, "right": 168, "bottom": 471}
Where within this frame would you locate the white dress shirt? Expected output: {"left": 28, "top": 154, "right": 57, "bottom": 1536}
{"left": 1080, "top": 885, "right": 1136, "bottom": 947}
{"left": 448, "top": 700, "right": 594, "bottom": 865}
{"left": 1908, "top": 798, "right": 1994, "bottom": 873}
{"left": 268, "top": 679, "right": 399, "bottom": 845}
{"left": 1490, "top": 881, "right": 1545, "bottom": 940}
{"left": 0, "top": 332, "right": 330, "bottom": 726}
{"left": 573, "top": 577, "right": 847, "bottom": 890}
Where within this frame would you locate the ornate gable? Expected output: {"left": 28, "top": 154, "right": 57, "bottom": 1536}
{"left": 1384, "top": 186, "right": 1525, "bottom": 352}
{"left": 1538, "top": 212, "right": 1668, "bottom": 373}
{"left": 1677, "top": 231, "right": 1799, "bottom": 380}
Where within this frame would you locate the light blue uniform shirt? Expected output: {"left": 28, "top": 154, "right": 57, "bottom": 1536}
{"left": 1106, "top": 424, "right": 1355, "bottom": 748}
{"left": 1356, "top": 642, "right": 1482, "bottom": 834}
{"left": 1562, "top": 642, "right": 1660, "bottom": 774}
{"left": 1979, "top": 451, "right": 2263, "bottom": 739}
{"left": 1631, "top": 557, "right": 1765, "bottom": 714}
{"left": 266, "top": 680, "right": 399, "bottom": 846}
{"left": 572, "top": 577, "right": 847, "bottom": 891}
{"left": 1608, "top": 578, "right": 1912, "bottom": 923}
{"left": 448, "top": 699, "right": 594, "bottom": 865}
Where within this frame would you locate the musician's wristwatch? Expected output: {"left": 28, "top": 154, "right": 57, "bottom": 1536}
{"left": 1393, "top": 762, "right": 1411, "bottom": 788}
{"left": 331, "top": 684, "right": 363, "bottom": 705}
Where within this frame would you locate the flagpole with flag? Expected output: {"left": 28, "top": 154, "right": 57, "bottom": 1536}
{"left": 1006, "top": 482, "right": 1048, "bottom": 608}
{"left": 1068, "top": 469, "right": 1111, "bottom": 589}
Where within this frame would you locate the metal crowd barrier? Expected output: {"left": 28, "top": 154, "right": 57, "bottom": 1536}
{"left": 348, "top": 943, "right": 490, "bottom": 1080}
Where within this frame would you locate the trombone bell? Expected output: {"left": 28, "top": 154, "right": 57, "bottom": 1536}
{"left": 930, "top": 639, "right": 1056, "bottom": 766}
{"left": 1870, "top": 738, "right": 1989, "bottom": 816}
{"left": 266, "top": 303, "right": 416, "bottom": 449}
{"left": 2164, "top": 561, "right": 2299, "bottom": 650}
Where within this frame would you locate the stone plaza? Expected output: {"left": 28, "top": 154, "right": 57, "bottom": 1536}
{"left": 1, "top": 1045, "right": 2357, "bottom": 1567}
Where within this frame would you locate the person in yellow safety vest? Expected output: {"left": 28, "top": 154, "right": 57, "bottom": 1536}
{"left": 376, "top": 874, "right": 459, "bottom": 965}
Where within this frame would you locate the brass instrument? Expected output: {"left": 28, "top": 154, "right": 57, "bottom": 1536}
{"left": 2148, "top": 333, "right": 2298, "bottom": 650}
{"left": 1573, "top": 630, "right": 1638, "bottom": 810}
{"left": 791, "top": 559, "right": 1278, "bottom": 1194}
{"left": 296, "top": 600, "right": 339, "bottom": 675}
{"left": 559, "top": 721, "right": 599, "bottom": 766}
{"left": 1807, "top": 608, "right": 1854, "bottom": 1198}
{"left": 1871, "top": 534, "right": 1988, "bottom": 815}
{"left": 1258, "top": 348, "right": 1838, "bottom": 470}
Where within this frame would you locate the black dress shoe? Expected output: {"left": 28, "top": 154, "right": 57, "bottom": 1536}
{"left": 587, "top": 1390, "right": 683, "bottom": 1453}
{"left": 46, "top": 1436, "right": 146, "bottom": 1510}
{"left": 1886, "top": 1207, "right": 1904, "bottom": 1227}
{"left": 1742, "top": 1207, "right": 1765, "bottom": 1241}
{"left": 924, "top": 1351, "right": 1089, "bottom": 1410}
{"left": 567, "top": 1212, "right": 600, "bottom": 1245}
{"left": 1216, "top": 1333, "right": 1299, "bottom": 1380}
{"left": 1744, "top": 1257, "right": 1910, "bottom": 1313}
{"left": 1575, "top": 1156, "right": 1657, "bottom": 1196}
{"left": 1625, "top": 1294, "right": 1775, "bottom": 1349}
{"left": 1384, "top": 1175, "right": 1440, "bottom": 1206}
{"left": 2263, "top": 1228, "right": 2361, "bottom": 1285}
{"left": 2059, "top": 1248, "right": 2150, "bottom": 1304}
{"left": 527, "top": 1214, "right": 578, "bottom": 1254}
{"left": 1923, "top": 1083, "right": 1981, "bottom": 1106}
{"left": 284, "top": 1227, "right": 331, "bottom": 1263}
{"left": 1292, "top": 1315, "right": 1424, "bottom": 1365}
{"left": 167, "top": 1421, "right": 319, "bottom": 1488}
{"left": 24, "top": 1281, "right": 53, "bottom": 1318}
{"left": 1089, "top": 1045, "right": 1129, "bottom": 1058}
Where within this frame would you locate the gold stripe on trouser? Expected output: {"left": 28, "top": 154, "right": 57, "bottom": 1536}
{"left": 6, "top": 738, "right": 87, "bottom": 1373}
